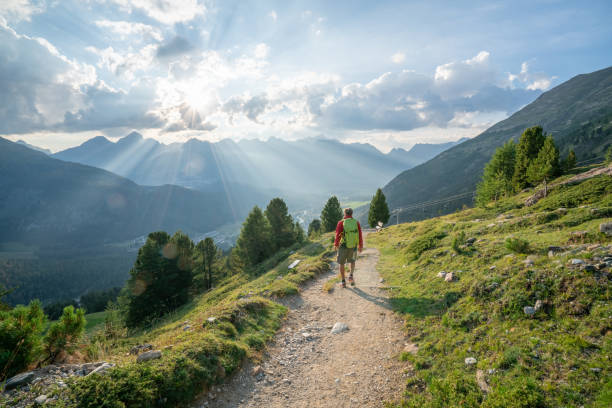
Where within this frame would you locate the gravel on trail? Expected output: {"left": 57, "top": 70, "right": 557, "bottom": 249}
{"left": 194, "top": 245, "right": 411, "bottom": 408}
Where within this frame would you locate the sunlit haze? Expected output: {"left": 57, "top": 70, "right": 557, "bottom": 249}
{"left": 1, "top": 0, "right": 611, "bottom": 152}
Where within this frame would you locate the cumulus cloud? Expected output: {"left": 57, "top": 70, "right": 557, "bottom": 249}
{"left": 95, "top": 20, "right": 163, "bottom": 42}
{"left": 254, "top": 43, "right": 270, "bottom": 59}
{"left": 0, "top": 0, "right": 44, "bottom": 22}
{"left": 391, "top": 52, "right": 405, "bottom": 64}
{"left": 105, "top": 0, "right": 205, "bottom": 25}
{"left": 507, "top": 62, "right": 555, "bottom": 91}
{"left": 87, "top": 44, "right": 156, "bottom": 80}
{"left": 0, "top": 24, "right": 162, "bottom": 134}
{"left": 223, "top": 95, "right": 269, "bottom": 123}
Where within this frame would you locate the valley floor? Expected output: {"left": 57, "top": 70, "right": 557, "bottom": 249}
{"left": 194, "top": 246, "right": 410, "bottom": 408}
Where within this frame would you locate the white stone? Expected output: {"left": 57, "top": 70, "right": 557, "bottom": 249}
{"left": 524, "top": 306, "right": 536, "bottom": 315}
{"left": 35, "top": 395, "right": 47, "bottom": 404}
{"left": 207, "top": 317, "right": 217, "bottom": 323}
{"left": 137, "top": 350, "right": 162, "bottom": 363}
{"left": 570, "top": 259, "right": 585, "bottom": 265}
{"left": 437, "top": 271, "right": 447, "bottom": 278}
{"left": 288, "top": 259, "right": 301, "bottom": 269}
{"left": 534, "top": 300, "right": 543, "bottom": 311}
{"left": 465, "top": 357, "right": 477, "bottom": 366}
{"left": 331, "top": 322, "right": 349, "bottom": 334}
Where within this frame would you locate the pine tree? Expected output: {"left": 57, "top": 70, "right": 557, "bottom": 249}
{"left": 606, "top": 145, "right": 612, "bottom": 164}
{"left": 513, "top": 126, "right": 546, "bottom": 190}
{"left": 202, "top": 238, "right": 216, "bottom": 290}
{"left": 236, "top": 206, "right": 273, "bottom": 266}
{"left": 294, "top": 221, "right": 305, "bottom": 243}
{"left": 475, "top": 140, "right": 516, "bottom": 206}
{"left": 368, "top": 188, "right": 390, "bottom": 227}
{"left": 195, "top": 238, "right": 217, "bottom": 290}
{"left": 264, "top": 198, "right": 295, "bottom": 251}
{"left": 563, "top": 149, "right": 576, "bottom": 172}
{"left": 527, "top": 135, "right": 561, "bottom": 187}
{"left": 124, "top": 231, "right": 194, "bottom": 328}
{"left": 320, "top": 196, "right": 343, "bottom": 232}
{"left": 307, "top": 219, "right": 321, "bottom": 238}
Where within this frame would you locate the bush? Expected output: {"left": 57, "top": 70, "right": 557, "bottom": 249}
{"left": 452, "top": 231, "right": 466, "bottom": 253}
{"left": 44, "top": 299, "right": 79, "bottom": 320}
{"left": 505, "top": 237, "right": 530, "bottom": 254}
{"left": 0, "top": 300, "right": 46, "bottom": 380}
{"left": 482, "top": 376, "right": 546, "bottom": 408}
{"left": 44, "top": 305, "right": 86, "bottom": 363}
{"left": 407, "top": 231, "right": 447, "bottom": 260}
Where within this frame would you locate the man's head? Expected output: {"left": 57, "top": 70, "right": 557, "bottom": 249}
{"left": 344, "top": 207, "right": 353, "bottom": 217}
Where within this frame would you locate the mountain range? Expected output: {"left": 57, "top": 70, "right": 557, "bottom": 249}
{"left": 371, "top": 65, "right": 612, "bottom": 223}
{"left": 52, "top": 135, "right": 466, "bottom": 207}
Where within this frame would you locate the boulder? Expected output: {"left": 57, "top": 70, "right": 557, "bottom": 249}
{"left": 437, "top": 271, "right": 447, "bottom": 278}
{"left": 5, "top": 371, "right": 36, "bottom": 390}
{"left": 569, "top": 258, "right": 585, "bottom": 266}
{"left": 35, "top": 395, "right": 48, "bottom": 404}
{"left": 534, "top": 300, "right": 543, "bottom": 311}
{"left": 524, "top": 306, "right": 536, "bottom": 316}
{"left": 465, "top": 357, "right": 477, "bottom": 366}
{"left": 600, "top": 222, "right": 612, "bottom": 236}
{"left": 87, "top": 362, "right": 114, "bottom": 376}
{"left": 444, "top": 272, "right": 455, "bottom": 282}
{"left": 137, "top": 350, "right": 162, "bottom": 363}
{"left": 331, "top": 322, "right": 349, "bottom": 334}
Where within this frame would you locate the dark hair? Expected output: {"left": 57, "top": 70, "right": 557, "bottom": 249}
{"left": 344, "top": 208, "right": 353, "bottom": 216}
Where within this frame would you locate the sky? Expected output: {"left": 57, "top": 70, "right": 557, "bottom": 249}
{"left": 1, "top": 0, "right": 611, "bottom": 153}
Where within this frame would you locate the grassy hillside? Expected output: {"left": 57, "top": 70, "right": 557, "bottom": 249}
{"left": 0, "top": 237, "right": 332, "bottom": 407}
{"left": 376, "top": 66, "right": 612, "bottom": 224}
{"left": 369, "top": 169, "right": 611, "bottom": 407}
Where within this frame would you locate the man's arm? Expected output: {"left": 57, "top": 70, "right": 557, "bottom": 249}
{"left": 334, "top": 221, "right": 343, "bottom": 249}
{"left": 357, "top": 221, "right": 364, "bottom": 252}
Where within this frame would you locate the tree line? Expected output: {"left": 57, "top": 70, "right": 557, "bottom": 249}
{"left": 476, "top": 126, "right": 577, "bottom": 205}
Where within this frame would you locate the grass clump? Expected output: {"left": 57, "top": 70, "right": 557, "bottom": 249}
{"left": 406, "top": 230, "right": 447, "bottom": 260}
{"left": 504, "top": 237, "right": 530, "bottom": 253}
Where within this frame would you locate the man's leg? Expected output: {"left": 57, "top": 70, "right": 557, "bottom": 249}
{"left": 339, "top": 263, "right": 346, "bottom": 287}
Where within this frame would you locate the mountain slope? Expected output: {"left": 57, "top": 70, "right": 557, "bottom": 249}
{"left": 0, "top": 137, "right": 236, "bottom": 247}
{"left": 52, "top": 135, "right": 465, "bottom": 204}
{"left": 380, "top": 66, "right": 612, "bottom": 222}
{"left": 16, "top": 139, "right": 51, "bottom": 154}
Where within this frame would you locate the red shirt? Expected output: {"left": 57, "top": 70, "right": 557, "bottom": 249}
{"left": 334, "top": 215, "right": 363, "bottom": 248}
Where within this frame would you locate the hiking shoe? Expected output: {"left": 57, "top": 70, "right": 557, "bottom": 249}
{"left": 341, "top": 279, "right": 347, "bottom": 288}
{"left": 348, "top": 275, "right": 355, "bottom": 286}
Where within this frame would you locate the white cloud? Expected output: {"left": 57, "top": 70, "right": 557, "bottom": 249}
{"left": 95, "top": 20, "right": 163, "bottom": 41}
{"left": 254, "top": 43, "right": 270, "bottom": 59}
{"left": 434, "top": 51, "right": 496, "bottom": 98}
{"left": 507, "top": 61, "right": 555, "bottom": 91}
{"left": 86, "top": 44, "right": 156, "bottom": 80}
{"left": 391, "top": 52, "right": 406, "bottom": 64}
{"left": 105, "top": 0, "right": 205, "bottom": 25}
{"left": 0, "top": 0, "right": 44, "bottom": 22}
{"left": 268, "top": 10, "right": 277, "bottom": 21}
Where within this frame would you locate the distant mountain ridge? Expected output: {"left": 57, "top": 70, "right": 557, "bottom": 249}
{"left": 16, "top": 139, "right": 51, "bottom": 154}
{"left": 0, "top": 137, "right": 236, "bottom": 248}
{"left": 53, "top": 135, "right": 467, "bottom": 205}
{"left": 375, "top": 66, "right": 612, "bottom": 223}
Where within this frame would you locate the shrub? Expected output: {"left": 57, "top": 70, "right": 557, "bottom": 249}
{"left": 452, "top": 231, "right": 466, "bottom": 253}
{"left": 407, "top": 231, "right": 447, "bottom": 260}
{"left": 482, "top": 376, "right": 546, "bottom": 408}
{"left": 0, "top": 300, "right": 46, "bottom": 379}
{"left": 44, "top": 305, "right": 86, "bottom": 363}
{"left": 505, "top": 237, "right": 530, "bottom": 254}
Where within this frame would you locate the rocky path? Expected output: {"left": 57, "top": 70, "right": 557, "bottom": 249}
{"left": 194, "top": 245, "right": 409, "bottom": 408}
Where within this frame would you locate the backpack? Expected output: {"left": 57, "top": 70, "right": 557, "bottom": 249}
{"left": 342, "top": 218, "right": 359, "bottom": 249}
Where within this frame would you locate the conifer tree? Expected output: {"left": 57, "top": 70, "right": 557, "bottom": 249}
{"left": 527, "top": 135, "right": 560, "bottom": 187}
{"left": 475, "top": 140, "right": 516, "bottom": 206}
{"left": 236, "top": 206, "right": 272, "bottom": 266}
{"left": 124, "top": 231, "right": 194, "bottom": 327}
{"left": 264, "top": 198, "right": 295, "bottom": 251}
{"left": 321, "top": 196, "right": 343, "bottom": 232}
{"left": 513, "top": 126, "right": 546, "bottom": 190}
{"left": 606, "top": 145, "right": 612, "bottom": 164}
{"left": 368, "top": 188, "right": 390, "bottom": 227}
{"left": 563, "top": 149, "right": 576, "bottom": 172}
{"left": 195, "top": 238, "right": 217, "bottom": 290}
{"left": 307, "top": 219, "right": 321, "bottom": 238}
{"left": 294, "top": 221, "right": 305, "bottom": 243}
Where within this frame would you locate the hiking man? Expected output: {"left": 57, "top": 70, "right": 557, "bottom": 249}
{"left": 334, "top": 208, "right": 363, "bottom": 288}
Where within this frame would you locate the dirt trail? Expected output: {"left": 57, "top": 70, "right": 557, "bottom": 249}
{"left": 194, "top": 244, "right": 409, "bottom": 408}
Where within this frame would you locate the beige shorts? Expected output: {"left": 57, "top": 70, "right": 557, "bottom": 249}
{"left": 337, "top": 245, "right": 357, "bottom": 264}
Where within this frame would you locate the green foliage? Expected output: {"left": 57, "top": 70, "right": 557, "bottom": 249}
{"left": 368, "top": 188, "right": 390, "bottom": 227}
{"left": 294, "top": 221, "right": 305, "bottom": 243}
{"left": 476, "top": 140, "right": 516, "bottom": 206}
{"left": 43, "top": 305, "right": 86, "bottom": 363}
{"left": 80, "top": 287, "right": 121, "bottom": 314}
{"left": 320, "top": 196, "right": 343, "bottom": 232}
{"left": 606, "top": 145, "right": 612, "bottom": 164}
{"left": 236, "top": 206, "right": 273, "bottom": 267}
{"left": 0, "top": 300, "right": 45, "bottom": 380}
{"left": 527, "top": 135, "right": 561, "bottom": 185}
{"left": 406, "top": 230, "right": 446, "bottom": 260}
{"left": 44, "top": 299, "right": 79, "bottom": 320}
{"left": 451, "top": 231, "right": 466, "bottom": 253}
{"left": 264, "top": 198, "right": 295, "bottom": 252}
{"left": 124, "top": 231, "right": 194, "bottom": 328}
{"left": 307, "top": 219, "right": 321, "bottom": 238}
{"left": 194, "top": 238, "right": 217, "bottom": 291}
{"left": 481, "top": 377, "right": 546, "bottom": 408}
{"left": 504, "top": 237, "right": 531, "bottom": 254}
{"left": 563, "top": 149, "right": 577, "bottom": 172}
{"left": 513, "top": 126, "right": 546, "bottom": 190}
